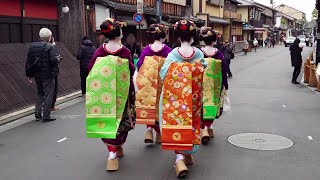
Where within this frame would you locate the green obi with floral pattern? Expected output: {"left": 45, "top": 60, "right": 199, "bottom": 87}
{"left": 86, "top": 55, "right": 130, "bottom": 139}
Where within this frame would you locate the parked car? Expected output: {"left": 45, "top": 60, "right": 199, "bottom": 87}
{"left": 298, "top": 35, "right": 306, "bottom": 48}
{"left": 284, "top": 37, "right": 296, "bottom": 47}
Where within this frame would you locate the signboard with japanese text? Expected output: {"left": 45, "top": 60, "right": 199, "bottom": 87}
{"left": 137, "top": 0, "right": 143, "bottom": 14}
{"left": 163, "top": 0, "right": 186, "bottom": 6}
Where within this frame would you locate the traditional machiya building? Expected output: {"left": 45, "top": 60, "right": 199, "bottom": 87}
{"left": 237, "top": 0, "right": 264, "bottom": 44}
{"left": 86, "top": 0, "right": 204, "bottom": 48}
{"left": 192, "top": 0, "right": 233, "bottom": 42}
{"left": 275, "top": 4, "right": 306, "bottom": 31}
{"left": 253, "top": 2, "right": 278, "bottom": 45}
{"left": 274, "top": 12, "right": 296, "bottom": 38}
{"left": 223, "top": 0, "right": 243, "bottom": 41}
{"left": 0, "top": 0, "right": 83, "bottom": 117}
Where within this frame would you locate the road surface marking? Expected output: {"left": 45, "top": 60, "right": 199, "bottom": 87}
{"left": 282, "top": 105, "right": 287, "bottom": 108}
{"left": 57, "top": 137, "right": 67, "bottom": 143}
{"left": 308, "top": 136, "right": 313, "bottom": 140}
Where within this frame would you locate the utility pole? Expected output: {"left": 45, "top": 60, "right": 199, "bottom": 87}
{"left": 156, "top": 0, "right": 162, "bottom": 23}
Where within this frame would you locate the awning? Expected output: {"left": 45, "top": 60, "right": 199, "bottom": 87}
{"left": 147, "top": 17, "right": 172, "bottom": 27}
{"left": 209, "top": 16, "right": 230, "bottom": 25}
{"left": 254, "top": 31, "right": 264, "bottom": 34}
{"left": 100, "top": 0, "right": 156, "bottom": 15}
{"left": 263, "top": 24, "right": 270, "bottom": 28}
{"left": 232, "top": 19, "right": 243, "bottom": 23}
{"left": 243, "top": 24, "right": 265, "bottom": 31}
{"left": 166, "top": 16, "right": 205, "bottom": 27}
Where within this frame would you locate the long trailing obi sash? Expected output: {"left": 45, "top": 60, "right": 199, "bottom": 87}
{"left": 162, "top": 62, "right": 204, "bottom": 151}
{"left": 203, "top": 58, "right": 222, "bottom": 120}
{"left": 135, "top": 56, "right": 165, "bottom": 125}
{"left": 86, "top": 55, "right": 130, "bottom": 139}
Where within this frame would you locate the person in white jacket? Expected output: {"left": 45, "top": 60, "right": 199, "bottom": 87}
{"left": 253, "top": 38, "right": 258, "bottom": 52}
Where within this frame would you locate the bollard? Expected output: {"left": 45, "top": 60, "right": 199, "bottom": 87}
{"left": 316, "top": 76, "right": 320, "bottom": 92}
{"left": 308, "top": 64, "right": 318, "bottom": 87}
{"left": 304, "top": 56, "right": 311, "bottom": 83}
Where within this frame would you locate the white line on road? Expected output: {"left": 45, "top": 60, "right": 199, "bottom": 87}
{"left": 308, "top": 136, "right": 313, "bottom": 140}
{"left": 282, "top": 105, "right": 287, "bottom": 108}
{"left": 57, "top": 137, "right": 67, "bottom": 143}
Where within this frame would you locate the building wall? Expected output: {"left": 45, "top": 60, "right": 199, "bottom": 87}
{"left": 213, "top": 24, "right": 224, "bottom": 33}
{"left": 192, "top": 0, "right": 199, "bottom": 16}
{"left": 58, "top": 0, "right": 85, "bottom": 54}
{"left": 0, "top": 0, "right": 59, "bottom": 44}
{"left": 223, "top": 25, "right": 230, "bottom": 41}
{"left": 206, "top": 4, "right": 220, "bottom": 17}
{"left": 275, "top": 6, "right": 304, "bottom": 21}
{"left": 24, "top": 0, "right": 58, "bottom": 20}
{"left": 237, "top": 6, "right": 248, "bottom": 22}
{"left": 164, "top": 0, "right": 186, "bottom": 6}
{"left": 0, "top": 0, "right": 21, "bottom": 17}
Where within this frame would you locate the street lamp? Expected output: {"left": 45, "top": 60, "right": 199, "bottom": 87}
{"left": 62, "top": 5, "right": 69, "bottom": 13}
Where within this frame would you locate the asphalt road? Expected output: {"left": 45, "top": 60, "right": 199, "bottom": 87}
{"left": 1, "top": 45, "right": 319, "bottom": 180}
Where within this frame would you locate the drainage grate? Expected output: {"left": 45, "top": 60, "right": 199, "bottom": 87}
{"left": 228, "top": 133, "right": 293, "bottom": 151}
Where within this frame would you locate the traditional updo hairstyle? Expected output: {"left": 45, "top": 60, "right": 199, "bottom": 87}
{"left": 100, "top": 18, "right": 126, "bottom": 40}
{"left": 199, "top": 27, "right": 217, "bottom": 45}
{"left": 174, "top": 20, "right": 197, "bottom": 42}
{"left": 148, "top": 24, "right": 167, "bottom": 42}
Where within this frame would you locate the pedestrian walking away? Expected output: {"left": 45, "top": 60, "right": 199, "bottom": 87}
{"left": 25, "top": 28, "right": 60, "bottom": 123}
{"left": 199, "top": 27, "right": 228, "bottom": 144}
{"left": 290, "top": 38, "right": 303, "bottom": 84}
{"left": 243, "top": 40, "right": 249, "bottom": 55}
{"left": 222, "top": 39, "right": 234, "bottom": 77}
{"left": 310, "top": 36, "right": 314, "bottom": 47}
{"left": 253, "top": 38, "right": 258, "bottom": 52}
{"left": 271, "top": 37, "right": 275, "bottom": 48}
{"left": 134, "top": 24, "right": 172, "bottom": 144}
{"left": 76, "top": 36, "right": 96, "bottom": 97}
{"left": 87, "top": 18, "right": 136, "bottom": 172}
{"left": 159, "top": 19, "right": 206, "bottom": 178}
{"left": 125, "top": 33, "right": 141, "bottom": 67}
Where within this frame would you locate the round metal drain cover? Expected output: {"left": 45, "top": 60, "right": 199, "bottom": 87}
{"left": 228, "top": 133, "right": 293, "bottom": 150}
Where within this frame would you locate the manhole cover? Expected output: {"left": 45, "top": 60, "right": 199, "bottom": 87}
{"left": 228, "top": 133, "right": 293, "bottom": 150}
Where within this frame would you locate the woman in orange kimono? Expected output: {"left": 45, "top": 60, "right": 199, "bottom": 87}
{"left": 159, "top": 20, "right": 206, "bottom": 178}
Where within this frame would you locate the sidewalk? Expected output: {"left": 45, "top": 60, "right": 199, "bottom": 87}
{"left": 0, "top": 91, "right": 82, "bottom": 125}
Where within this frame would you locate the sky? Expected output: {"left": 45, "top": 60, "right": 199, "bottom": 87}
{"left": 254, "top": 0, "right": 316, "bottom": 21}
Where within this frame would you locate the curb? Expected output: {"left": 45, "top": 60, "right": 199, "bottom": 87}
{"left": 0, "top": 91, "right": 82, "bottom": 125}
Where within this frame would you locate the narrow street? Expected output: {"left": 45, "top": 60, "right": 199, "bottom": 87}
{"left": 1, "top": 45, "right": 319, "bottom": 180}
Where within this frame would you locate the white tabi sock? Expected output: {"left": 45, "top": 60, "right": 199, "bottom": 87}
{"left": 209, "top": 125, "right": 213, "bottom": 130}
{"left": 175, "top": 154, "right": 184, "bottom": 163}
{"left": 147, "top": 127, "right": 153, "bottom": 132}
{"left": 108, "top": 152, "right": 117, "bottom": 160}
{"left": 204, "top": 126, "right": 209, "bottom": 130}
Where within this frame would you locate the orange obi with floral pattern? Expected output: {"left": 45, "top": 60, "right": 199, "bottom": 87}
{"left": 135, "top": 56, "right": 165, "bottom": 125}
{"left": 161, "top": 62, "right": 204, "bottom": 151}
